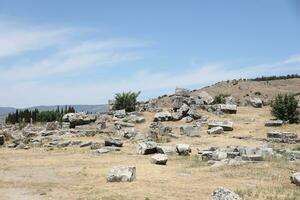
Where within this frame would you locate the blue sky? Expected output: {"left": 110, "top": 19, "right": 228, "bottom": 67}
{"left": 0, "top": 0, "right": 300, "bottom": 107}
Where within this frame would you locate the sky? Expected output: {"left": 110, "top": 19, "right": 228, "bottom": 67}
{"left": 0, "top": 0, "right": 300, "bottom": 108}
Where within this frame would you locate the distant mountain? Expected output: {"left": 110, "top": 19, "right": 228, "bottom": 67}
{"left": 0, "top": 104, "right": 108, "bottom": 121}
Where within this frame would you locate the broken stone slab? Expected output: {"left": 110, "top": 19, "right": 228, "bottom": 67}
{"left": 291, "top": 172, "right": 300, "bottom": 186}
{"left": 225, "top": 96, "right": 236, "bottom": 105}
{"left": 107, "top": 166, "right": 136, "bottom": 182}
{"left": 241, "top": 154, "right": 263, "bottom": 161}
{"left": 219, "top": 104, "right": 237, "bottom": 114}
{"left": 151, "top": 154, "right": 168, "bottom": 165}
{"left": 208, "top": 121, "right": 234, "bottom": 131}
{"left": 201, "top": 151, "right": 214, "bottom": 161}
{"left": 90, "top": 142, "right": 103, "bottom": 150}
{"left": 212, "top": 151, "right": 228, "bottom": 161}
{"left": 105, "top": 139, "right": 123, "bottom": 147}
{"left": 210, "top": 187, "right": 243, "bottom": 200}
{"left": 156, "top": 146, "right": 177, "bottom": 155}
{"left": 137, "top": 141, "right": 158, "bottom": 155}
{"left": 207, "top": 127, "right": 224, "bottom": 135}
{"left": 267, "top": 131, "right": 297, "bottom": 139}
{"left": 176, "top": 144, "right": 191, "bottom": 156}
{"left": 265, "top": 120, "right": 283, "bottom": 127}
{"left": 182, "top": 116, "right": 194, "bottom": 123}
{"left": 187, "top": 109, "right": 202, "bottom": 120}
{"left": 95, "top": 148, "right": 110, "bottom": 154}
{"left": 153, "top": 111, "right": 173, "bottom": 122}
{"left": 175, "top": 87, "right": 190, "bottom": 97}
{"left": 179, "top": 125, "right": 201, "bottom": 137}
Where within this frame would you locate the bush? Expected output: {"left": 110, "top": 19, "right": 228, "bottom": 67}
{"left": 113, "top": 91, "right": 141, "bottom": 112}
{"left": 213, "top": 94, "right": 229, "bottom": 104}
{"left": 271, "top": 94, "right": 299, "bottom": 123}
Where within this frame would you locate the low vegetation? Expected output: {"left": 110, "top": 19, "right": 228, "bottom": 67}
{"left": 113, "top": 91, "right": 140, "bottom": 112}
{"left": 213, "top": 94, "right": 229, "bottom": 104}
{"left": 271, "top": 94, "right": 299, "bottom": 123}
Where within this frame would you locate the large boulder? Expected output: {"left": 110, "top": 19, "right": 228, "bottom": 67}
{"left": 208, "top": 121, "right": 234, "bottom": 131}
{"left": 210, "top": 187, "right": 243, "bottom": 200}
{"left": 62, "top": 112, "right": 96, "bottom": 128}
{"left": 107, "top": 166, "right": 136, "bottom": 182}
{"left": 265, "top": 120, "right": 283, "bottom": 127}
{"left": 153, "top": 111, "right": 173, "bottom": 122}
{"left": 225, "top": 96, "right": 236, "bottom": 105}
{"left": 219, "top": 104, "right": 237, "bottom": 114}
{"left": 175, "top": 88, "right": 190, "bottom": 97}
{"left": 151, "top": 154, "right": 168, "bottom": 165}
{"left": 137, "top": 141, "right": 158, "bottom": 155}
{"left": 291, "top": 172, "right": 300, "bottom": 186}
{"left": 249, "top": 97, "right": 263, "bottom": 108}
{"left": 187, "top": 109, "right": 202, "bottom": 120}
{"left": 198, "top": 91, "right": 214, "bottom": 105}
{"left": 172, "top": 96, "right": 184, "bottom": 110}
{"left": 176, "top": 144, "right": 191, "bottom": 156}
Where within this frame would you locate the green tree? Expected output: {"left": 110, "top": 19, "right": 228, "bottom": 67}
{"left": 113, "top": 91, "right": 141, "bottom": 112}
{"left": 271, "top": 94, "right": 299, "bottom": 123}
{"left": 213, "top": 94, "right": 229, "bottom": 104}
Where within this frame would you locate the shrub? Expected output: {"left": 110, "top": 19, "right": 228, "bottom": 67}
{"left": 213, "top": 94, "right": 229, "bottom": 104}
{"left": 271, "top": 94, "right": 299, "bottom": 123}
{"left": 113, "top": 91, "right": 141, "bottom": 112}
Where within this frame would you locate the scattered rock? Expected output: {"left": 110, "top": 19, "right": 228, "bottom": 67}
{"left": 267, "top": 131, "right": 297, "bottom": 139}
{"left": 105, "top": 139, "right": 123, "bottom": 147}
{"left": 156, "top": 146, "right": 177, "bottom": 155}
{"left": 151, "top": 154, "right": 168, "bottom": 165}
{"left": 290, "top": 172, "right": 300, "bottom": 186}
{"left": 198, "top": 91, "right": 214, "bottom": 105}
{"left": 241, "top": 154, "right": 263, "bottom": 161}
{"left": 176, "top": 144, "right": 191, "bottom": 156}
{"left": 137, "top": 141, "right": 158, "bottom": 155}
{"left": 249, "top": 97, "right": 263, "bottom": 108}
{"left": 210, "top": 187, "right": 243, "bottom": 200}
{"left": 63, "top": 112, "right": 96, "bottom": 128}
{"left": 219, "top": 104, "right": 237, "bottom": 114}
{"left": 80, "top": 141, "right": 92, "bottom": 148}
{"left": 265, "top": 120, "right": 283, "bottom": 127}
{"left": 208, "top": 121, "right": 234, "bottom": 131}
{"left": 180, "top": 125, "right": 200, "bottom": 137}
{"left": 107, "top": 166, "right": 136, "bottom": 182}
{"left": 207, "top": 127, "right": 224, "bottom": 135}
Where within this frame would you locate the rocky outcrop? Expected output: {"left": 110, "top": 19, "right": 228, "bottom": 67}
{"left": 198, "top": 91, "right": 214, "bottom": 105}
{"left": 46, "top": 121, "right": 60, "bottom": 131}
{"left": 249, "top": 97, "right": 263, "bottom": 108}
{"left": 113, "top": 109, "right": 126, "bottom": 118}
{"left": 175, "top": 88, "right": 190, "bottom": 97}
{"left": 267, "top": 131, "right": 298, "bottom": 143}
{"left": 107, "top": 166, "right": 136, "bottom": 182}
{"left": 210, "top": 187, "right": 243, "bottom": 200}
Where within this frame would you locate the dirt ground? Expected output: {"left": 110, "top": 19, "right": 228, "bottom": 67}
{"left": 0, "top": 107, "right": 300, "bottom": 200}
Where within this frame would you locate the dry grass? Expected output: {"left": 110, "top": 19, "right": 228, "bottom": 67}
{"left": 0, "top": 106, "right": 300, "bottom": 200}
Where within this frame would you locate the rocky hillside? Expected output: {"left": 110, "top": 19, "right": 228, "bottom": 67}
{"left": 150, "top": 78, "right": 300, "bottom": 109}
